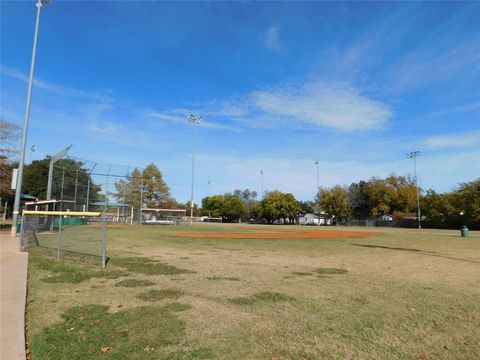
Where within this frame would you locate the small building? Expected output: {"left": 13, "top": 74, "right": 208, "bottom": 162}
{"left": 140, "top": 208, "right": 186, "bottom": 225}
{"left": 298, "top": 212, "right": 332, "bottom": 226}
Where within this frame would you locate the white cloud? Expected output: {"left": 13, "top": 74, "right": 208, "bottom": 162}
{"left": 424, "top": 131, "right": 480, "bottom": 149}
{"left": 250, "top": 81, "right": 392, "bottom": 131}
{"left": 265, "top": 25, "right": 280, "bottom": 50}
{"left": 148, "top": 81, "right": 392, "bottom": 132}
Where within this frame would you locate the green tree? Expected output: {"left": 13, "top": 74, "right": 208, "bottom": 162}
{"left": 318, "top": 186, "right": 349, "bottom": 217}
{"left": 348, "top": 181, "right": 369, "bottom": 218}
{"left": 115, "top": 164, "right": 172, "bottom": 209}
{"left": 201, "top": 195, "right": 224, "bottom": 218}
{"left": 142, "top": 163, "right": 171, "bottom": 208}
{"left": 222, "top": 196, "right": 246, "bottom": 222}
{"left": 421, "top": 190, "right": 449, "bottom": 228}
{"left": 261, "top": 191, "right": 300, "bottom": 224}
{"left": 22, "top": 158, "right": 102, "bottom": 207}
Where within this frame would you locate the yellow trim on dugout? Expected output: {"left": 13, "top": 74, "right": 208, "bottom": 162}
{"left": 22, "top": 210, "right": 101, "bottom": 217}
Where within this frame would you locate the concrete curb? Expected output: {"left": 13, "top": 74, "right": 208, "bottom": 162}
{"left": 1, "top": 231, "right": 28, "bottom": 360}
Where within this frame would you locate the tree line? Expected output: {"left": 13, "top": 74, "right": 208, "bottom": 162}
{"left": 1, "top": 117, "right": 477, "bottom": 229}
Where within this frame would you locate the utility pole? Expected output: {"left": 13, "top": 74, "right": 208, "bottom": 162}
{"left": 187, "top": 114, "right": 201, "bottom": 224}
{"left": 11, "top": 0, "right": 52, "bottom": 236}
{"left": 407, "top": 151, "right": 422, "bottom": 229}
{"left": 315, "top": 160, "right": 319, "bottom": 213}
{"left": 260, "top": 170, "right": 264, "bottom": 200}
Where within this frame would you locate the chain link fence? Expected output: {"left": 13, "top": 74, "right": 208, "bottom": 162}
{"left": 20, "top": 211, "right": 106, "bottom": 266}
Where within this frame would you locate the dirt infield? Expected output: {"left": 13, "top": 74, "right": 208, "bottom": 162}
{"left": 173, "top": 229, "right": 379, "bottom": 239}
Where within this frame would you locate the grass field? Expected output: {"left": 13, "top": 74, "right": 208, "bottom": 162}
{"left": 26, "top": 223, "right": 480, "bottom": 359}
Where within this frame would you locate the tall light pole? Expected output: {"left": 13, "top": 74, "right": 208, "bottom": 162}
{"left": 188, "top": 114, "right": 201, "bottom": 224}
{"left": 407, "top": 151, "right": 421, "bottom": 229}
{"left": 12, "top": 0, "right": 52, "bottom": 236}
{"left": 260, "top": 170, "right": 264, "bottom": 200}
{"left": 208, "top": 180, "right": 211, "bottom": 195}
{"left": 29, "top": 145, "right": 36, "bottom": 163}
{"left": 315, "top": 160, "right": 319, "bottom": 213}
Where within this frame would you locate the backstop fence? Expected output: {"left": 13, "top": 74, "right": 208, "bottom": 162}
{"left": 20, "top": 210, "right": 107, "bottom": 267}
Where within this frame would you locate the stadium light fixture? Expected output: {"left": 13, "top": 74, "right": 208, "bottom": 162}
{"left": 315, "top": 160, "right": 319, "bottom": 213}
{"left": 187, "top": 114, "right": 201, "bottom": 224}
{"left": 407, "top": 151, "right": 421, "bottom": 229}
{"left": 260, "top": 170, "right": 264, "bottom": 200}
{"left": 12, "top": 0, "right": 52, "bottom": 236}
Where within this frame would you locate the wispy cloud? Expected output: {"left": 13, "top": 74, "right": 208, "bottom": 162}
{"left": 387, "top": 36, "right": 480, "bottom": 93}
{"left": 249, "top": 81, "right": 392, "bottom": 131}
{"left": 424, "top": 130, "right": 480, "bottom": 149}
{"left": 264, "top": 25, "right": 280, "bottom": 50}
{"left": 149, "top": 80, "right": 392, "bottom": 132}
{"left": 427, "top": 101, "right": 480, "bottom": 118}
{"left": 0, "top": 64, "right": 113, "bottom": 103}
{"left": 146, "top": 110, "right": 242, "bottom": 132}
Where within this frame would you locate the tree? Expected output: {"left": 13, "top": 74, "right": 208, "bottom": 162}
{"left": 201, "top": 195, "right": 224, "bottom": 218}
{"left": 0, "top": 119, "right": 20, "bottom": 160}
{"left": 364, "top": 177, "right": 396, "bottom": 216}
{"left": 348, "top": 181, "right": 369, "bottom": 218}
{"left": 318, "top": 186, "right": 349, "bottom": 217}
{"left": 0, "top": 120, "right": 20, "bottom": 216}
{"left": 222, "top": 196, "right": 246, "bottom": 222}
{"left": 298, "top": 200, "right": 317, "bottom": 213}
{"left": 114, "top": 163, "right": 172, "bottom": 209}
{"left": 448, "top": 179, "right": 480, "bottom": 229}
{"left": 142, "top": 163, "right": 170, "bottom": 208}
{"left": 421, "top": 190, "right": 449, "bottom": 228}
{"left": 260, "top": 191, "right": 300, "bottom": 224}
{"left": 22, "top": 158, "right": 102, "bottom": 204}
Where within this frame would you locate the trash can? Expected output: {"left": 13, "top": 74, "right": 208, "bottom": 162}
{"left": 460, "top": 225, "right": 469, "bottom": 238}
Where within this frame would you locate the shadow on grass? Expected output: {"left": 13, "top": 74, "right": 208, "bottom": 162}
{"left": 352, "top": 243, "right": 480, "bottom": 264}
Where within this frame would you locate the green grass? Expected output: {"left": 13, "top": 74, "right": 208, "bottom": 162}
{"left": 26, "top": 224, "right": 480, "bottom": 359}
{"left": 314, "top": 267, "right": 349, "bottom": 275}
{"left": 206, "top": 276, "right": 240, "bottom": 281}
{"left": 111, "top": 257, "right": 194, "bottom": 275}
{"left": 115, "top": 279, "right": 156, "bottom": 288}
{"left": 136, "top": 289, "right": 184, "bottom": 302}
{"left": 29, "top": 304, "right": 189, "bottom": 359}
{"left": 30, "top": 254, "right": 129, "bottom": 284}
{"left": 230, "top": 291, "right": 295, "bottom": 305}
{"left": 292, "top": 271, "right": 313, "bottom": 276}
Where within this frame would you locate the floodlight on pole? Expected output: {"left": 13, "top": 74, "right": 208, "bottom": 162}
{"left": 11, "top": 0, "right": 52, "bottom": 236}
{"left": 46, "top": 145, "right": 72, "bottom": 200}
{"left": 315, "top": 160, "right": 319, "bottom": 213}
{"left": 29, "top": 145, "right": 36, "bottom": 163}
{"left": 188, "top": 114, "right": 201, "bottom": 224}
{"left": 260, "top": 170, "right": 264, "bottom": 200}
{"left": 407, "top": 151, "right": 421, "bottom": 229}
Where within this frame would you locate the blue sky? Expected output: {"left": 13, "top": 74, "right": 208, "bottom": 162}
{"left": 1, "top": 1, "right": 479, "bottom": 202}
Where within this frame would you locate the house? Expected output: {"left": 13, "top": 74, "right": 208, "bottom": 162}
{"left": 298, "top": 212, "right": 332, "bottom": 226}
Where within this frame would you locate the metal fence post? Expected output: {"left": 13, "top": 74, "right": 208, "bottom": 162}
{"left": 101, "top": 215, "right": 106, "bottom": 268}
{"left": 57, "top": 214, "right": 62, "bottom": 259}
